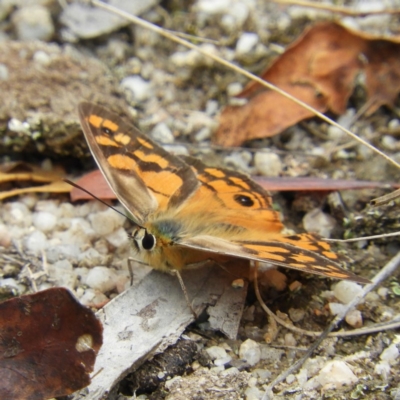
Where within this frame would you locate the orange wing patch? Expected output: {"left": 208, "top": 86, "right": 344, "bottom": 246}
{"left": 95, "top": 135, "right": 121, "bottom": 147}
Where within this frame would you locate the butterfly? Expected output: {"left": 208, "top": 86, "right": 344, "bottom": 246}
{"left": 78, "top": 102, "right": 369, "bottom": 284}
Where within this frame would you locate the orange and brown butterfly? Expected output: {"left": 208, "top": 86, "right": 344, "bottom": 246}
{"left": 78, "top": 102, "right": 369, "bottom": 284}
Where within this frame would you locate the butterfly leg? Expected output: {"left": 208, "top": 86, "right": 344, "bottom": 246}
{"left": 171, "top": 269, "right": 198, "bottom": 320}
{"left": 127, "top": 256, "right": 149, "bottom": 286}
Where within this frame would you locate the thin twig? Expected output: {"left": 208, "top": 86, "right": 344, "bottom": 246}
{"left": 327, "top": 231, "right": 400, "bottom": 243}
{"left": 91, "top": 0, "right": 400, "bottom": 171}
{"left": 371, "top": 188, "right": 400, "bottom": 206}
{"left": 273, "top": 0, "right": 400, "bottom": 17}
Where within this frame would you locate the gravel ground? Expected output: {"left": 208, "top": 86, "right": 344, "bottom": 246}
{"left": 1, "top": 1, "right": 400, "bottom": 399}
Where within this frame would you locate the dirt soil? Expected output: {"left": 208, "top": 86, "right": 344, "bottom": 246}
{"left": 0, "top": 1, "right": 400, "bottom": 399}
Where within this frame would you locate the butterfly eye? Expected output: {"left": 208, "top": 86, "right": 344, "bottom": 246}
{"left": 234, "top": 194, "right": 254, "bottom": 207}
{"left": 142, "top": 232, "right": 156, "bottom": 250}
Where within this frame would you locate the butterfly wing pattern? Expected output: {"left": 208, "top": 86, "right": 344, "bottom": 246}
{"left": 78, "top": 102, "right": 369, "bottom": 284}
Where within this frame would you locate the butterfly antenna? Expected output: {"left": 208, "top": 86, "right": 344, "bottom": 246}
{"left": 64, "top": 178, "right": 143, "bottom": 227}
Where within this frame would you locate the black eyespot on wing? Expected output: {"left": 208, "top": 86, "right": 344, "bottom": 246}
{"left": 142, "top": 232, "right": 156, "bottom": 250}
{"left": 234, "top": 194, "right": 254, "bottom": 207}
{"left": 102, "top": 127, "right": 112, "bottom": 135}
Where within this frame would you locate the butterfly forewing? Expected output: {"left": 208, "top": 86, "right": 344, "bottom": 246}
{"left": 79, "top": 102, "right": 199, "bottom": 224}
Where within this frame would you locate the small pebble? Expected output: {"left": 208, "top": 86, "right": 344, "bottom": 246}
{"left": 105, "top": 227, "right": 130, "bottom": 249}
{"left": 244, "top": 385, "right": 262, "bottom": 400}
{"left": 35, "top": 199, "right": 60, "bottom": 215}
{"left": 25, "top": 230, "right": 48, "bottom": 255}
{"left": 89, "top": 209, "right": 125, "bottom": 236}
{"left": 12, "top": 5, "right": 54, "bottom": 41}
{"left": 252, "top": 368, "right": 271, "bottom": 381}
{"left": 32, "top": 211, "right": 57, "bottom": 233}
{"left": 120, "top": 75, "right": 153, "bottom": 102}
{"left": 162, "top": 144, "right": 189, "bottom": 156}
{"left": 94, "top": 238, "right": 110, "bottom": 255}
{"left": 327, "top": 109, "right": 355, "bottom": 140}
{"left": 224, "top": 151, "right": 253, "bottom": 174}
{"left": 380, "top": 343, "right": 399, "bottom": 364}
{"left": 235, "top": 32, "right": 259, "bottom": 56}
{"left": 3, "top": 202, "right": 32, "bottom": 227}
{"left": 296, "top": 368, "right": 308, "bottom": 386}
{"left": 48, "top": 260, "right": 77, "bottom": 290}
{"left": 377, "top": 287, "right": 389, "bottom": 299}
{"left": 260, "top": 346, "right": 285, "bottom": 362}
{"left": 196, "top": 0, "right": 231, "bottom": 14}
{"left": 114, "top": 271, "right": 130, "bottom": 293}
{"left": 374, "top": 361, "right": 391, "bottom": 378}
{"left": 206, "top": 346, "right": 227, "bottom": 360}
{"left": 316, "top": 360, "right": 358, "bottom": 388}
{"left": 0, "top": 224, "right": 11, "bottom": 247}
{"left": 302, "top": 208, "right": 336, "bottom": 237}
{"left": 46, "top": 244, "right": 81, "bottom": 264}
{"left": 59, "top": 203, "right": 75, "bottom": 219}
{"left": 231, "top": 278, "right": 244, "bottom": 289}
{"left": 254, "top": 152, "right": 282, "bottom": 177}
{"left": 33, "top": 50, "right": 52, "bottom": 66}
{"left": 220, "top": 367, "right": 239, "bottom": 377}
{"left": 19, "top": 194, "right": 38, "bottom": 210}
{"left": 8, "top": 118, "right": 30, "bottom": 134}
{"left": 229, "top": 2, "right": 250, "bottom": 28}
{"left": 205, "top": 99, "right": 219, "bottom": 116}
{"left": 85, "top": 266, "right": 117, "bottom": 293}
{"left": 243, "top": 325, "right": 265, "bottom": 342}
{"left": 248, "top": 376, "right": 257, "bottom": 387}
{"left": 381, "top": 135, "right": 397, "bottom": 150}
{"left": 0, "top": 279, "right": 26, "bottom": 296}
{"left": 333, "top": 281, "right": 363, "bottom": 304}
{"left": 226, "top": 82, "right": 243, "bottom": 97}
{"left": 214, "top": 355, "right": 232, "bottom": 367}
{"left": 170, "top": 44, "right": 217, "bottom": 68}
{"left": 210, "top": 365, "right": 225, "bottom": 374}
{"left": 388, "top": 118, "right": 400, "bottom": 129}
{"left": 286, "top": 374, "right": 296, "bottom": 384}
{"left": 284, "top": 333, "right": 297, "bottom": 347}
{"left": 328, "top": 302, "right": 347, "bottom": 316}
{"left": 239, "top": 339, "right": 261, "bottom": 366}
{"left": 194, "top": 127, "right": 211, "bottom": 142}
{"left": 345, "top": 309, "right": 363, "bottom": 328}
{"left": 74, "top": 202, "right": 93, "bottom": 218}
{"left": 288, "top": 308, "right": 305, "bottom": 323}
{"left": 56, "top": 217, "right": 95, "bottom": 245}
{"left": 79, "top": 288, "right": 109, "bottom": 308}
{"left": 151, "top": 122, "right": 174, "bottom": 144}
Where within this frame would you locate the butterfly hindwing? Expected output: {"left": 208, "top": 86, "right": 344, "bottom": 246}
{"left": 179, "top": 234, "right": 368, "bottom": 283}
{"left": 176, "top": 156, "right": 285, "bottom": 234}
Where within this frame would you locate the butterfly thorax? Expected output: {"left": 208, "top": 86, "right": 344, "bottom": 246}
{"left": 130, "top": 219, "right": 230, "bottom": 272}
{"left": 129, "top": 220, "right": 185, "bottom": 271}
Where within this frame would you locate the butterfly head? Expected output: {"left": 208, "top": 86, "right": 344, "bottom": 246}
{"left": 130, "top": 227, "right": 157, "bottom": 252}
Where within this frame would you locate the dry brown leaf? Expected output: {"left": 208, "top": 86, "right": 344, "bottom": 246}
{"left": 0, "top": 161, "right": 71, "bottom": 200}
{"left": 214, "top": 22, "right": 400, "bottom": 146}
{"left": 0, "top": 288, "right": 102, "bottom": 400}
{"left": 72, "top": 169, "right": 399, "bottom": 202}
{"left": 0, "top": 161, "right": 65, "bottom": 183}
{"left": 254, "top": 176, "right": 400, "bottom": 192}
{"left": 70, "top": 169, "right": 116, "bottom": 201}
{"left": 0, "top": 180, "right": 72, "bottom": 201}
